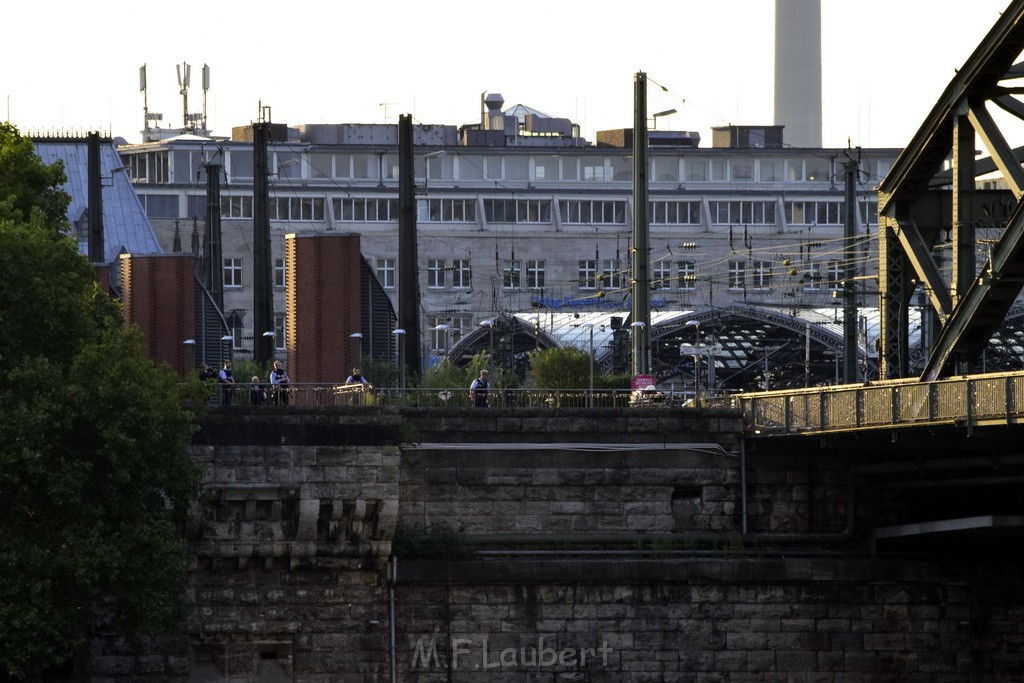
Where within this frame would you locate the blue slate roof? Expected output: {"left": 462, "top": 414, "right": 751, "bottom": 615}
{"left": 33, "top": 139, "right": 162, "bottom": 263}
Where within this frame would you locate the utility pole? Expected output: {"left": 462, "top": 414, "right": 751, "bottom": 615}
{"left": 631, "top": 71, "right": 651, "bottom": 376}
{"left": 398, "top": 114, "right": 421, "bottom": 379}
{"left": 252, "top": 106, "right": 274, "bottom": 365}
{"left": 87, "top": 132, "right": 104, "bottom": 264}
{"left": 203, "top": 162, "right": 223, "bottom": 309}
{"left": 842, "top": 150, "right": 860, "bottom": 383}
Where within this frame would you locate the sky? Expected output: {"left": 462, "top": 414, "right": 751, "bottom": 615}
{"left": 1, "top": 0, "right": 1015, "bottom": 148}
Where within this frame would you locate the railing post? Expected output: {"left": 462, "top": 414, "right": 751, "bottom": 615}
{"left": 966, "top": 377, "right": 974, "bottom": 436}
{"left": 1007, "top": 375, "right": 1015, "bottom": 423}
{"left": 890, "top": 385, "right": 899, "bottom": 426}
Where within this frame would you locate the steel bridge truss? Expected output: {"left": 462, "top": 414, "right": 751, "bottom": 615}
{"left": 879, "top": 0, "right": 1024, "bottom": 381}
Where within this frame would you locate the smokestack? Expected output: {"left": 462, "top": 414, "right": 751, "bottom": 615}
{"left": 774, "top": 0, "right": 822, "bottom": 148}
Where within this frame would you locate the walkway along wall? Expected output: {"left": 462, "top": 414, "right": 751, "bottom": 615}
{"left": 76, "top": 406, "right": 1024, "bottom": 680}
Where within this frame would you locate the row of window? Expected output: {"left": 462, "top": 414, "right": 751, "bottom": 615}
{"left": 372, "top": 258, "right": 845, "bottom": 293}
{"left": 129, "top": 149, "right": 892, "bottom": 186}
{"left": 155, "top": 194, "right": 877, "bottom": 229}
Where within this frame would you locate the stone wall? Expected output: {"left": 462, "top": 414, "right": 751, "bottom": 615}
{"left": 396, "top": 558, "right": 1024, "bottom": 681}
{"left": 69, "top": 407, "right": 1024, "bottom": 680}
{"left": 400, "top": 444, "right": 739, "bottom": 535}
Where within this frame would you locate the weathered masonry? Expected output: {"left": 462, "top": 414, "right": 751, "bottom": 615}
{"left": 77, "top": 406, "right": 1024, "bottom": 681}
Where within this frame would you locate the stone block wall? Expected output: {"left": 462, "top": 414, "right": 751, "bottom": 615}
{"left": 400, "top": 444, "right": 740, "bottom": 535}
{"left": 395, "top": 558, "right": 1024, "bottom": 681}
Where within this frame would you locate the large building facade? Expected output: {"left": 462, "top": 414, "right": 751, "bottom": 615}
{"left": 115, "top": 98, "right": 897, "bottom": 380}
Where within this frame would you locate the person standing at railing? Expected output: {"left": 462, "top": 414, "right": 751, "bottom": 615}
{"left": 345, "top": 367, "right": 371, "bottom": 405}
{"left": 218, "top": 360, "right": 235, "bottom": 404}
{"left": 470, "top": 369, "right": 490, "bottom": 408}
{"left": 250, "top": 376, "right": 267, "bottom": 405}
{"left": 346, "top": 367, "right": 369, "bottom": 385}
{"left": 271, "top": 360, "right": 291, "bottom": 405}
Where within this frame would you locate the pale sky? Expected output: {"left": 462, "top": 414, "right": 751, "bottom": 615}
{"left": 1, "top": 0, "right": 1014, "bottom": 148}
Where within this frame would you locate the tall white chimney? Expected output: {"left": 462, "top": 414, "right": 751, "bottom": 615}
{"left": 774, "top": 0, "right": 822, "bottom": 148}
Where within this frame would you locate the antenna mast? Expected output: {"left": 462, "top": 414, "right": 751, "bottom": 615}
{"left": 177, "top": 62, "right": 191, "bottom": 130}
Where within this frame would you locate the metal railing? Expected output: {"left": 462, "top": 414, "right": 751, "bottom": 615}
{"left": 209, "top": 384, "right": 705, "bottom": 409}
{"left": 737, "top": 370, "right": 1024, "bottom": 436}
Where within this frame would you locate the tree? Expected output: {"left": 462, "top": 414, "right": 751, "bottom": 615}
{"left": 0, "top": 128, "right": 205, "bottom": 678}
{"left": 0, "top": 123, "right": 70, "bottom": 232}
{"left": 528, "top": 346, "right": 592, "bottom": 389}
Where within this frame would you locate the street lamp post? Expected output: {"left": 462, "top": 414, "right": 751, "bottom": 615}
{"left": 685, "top": 320, "right": 700, "bottom": 407}
{"left": 479, "top": 320, "right": 495, "bottom": 370}
{"left": 583, "top": 322, "right": 595, "bottom": 407}
{"left": 392, "top": 329, "right": 406, "bottom": 389}
{"left": 348, "top": 331, "right": 364, "bottom": 368}
{"left": 433, "top": 324, "right": 449, "bottom": 362}
{"left": 182, "top": 339, "right": 196, "bottom": 375}
{"left": 630, "top": 321, "right": 646, "bottom": 378}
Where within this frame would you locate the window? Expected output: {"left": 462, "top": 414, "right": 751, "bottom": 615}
{"left": 505, "top": 156, "right": 529, "bottom": 180}
{"left": 815, "top": 201, "right": 843, "bottom": 225}
{"left": 578, "top": 260, "right": 597, "bottom": 290}
{"left": 609, "top": 156, "right": 631, "bottom": 181}
{"left": 417, "top": 198, "right": 476, "bottom": 222}
{"left": 229, "top": 151, "right": 253, "bottom": 180}
{"left": 730, "top": 158, "right": 754, "bottom": 181}
{"left": 224, "top": 258, "right": 242, "bottom": 288}
{"left": 650, "top": 200, "right": 701, "bottom": 225}
{"left": 452, "top": 259, "right": 471, "bottom": 290}
{"left": 561, "top": 157, "right": 580, "bottom": 181}
{"left": 711, "top": 159, "right": 727, "bottom": 181}
{"left": 376, "top": 258, "right": 396, "bottom": 289}
{"left": 805, "top": 157, "right": 830, "bottom": 182}
{"left": 428, "top": 316, "right": 450, "bottom": 352}
{"left": 139, "top": 194, "right": 178, "bottom": 219}
{"left": 752, "top": 260, "right": 772, "bottom": 290}
{"left": 558, "top": 200, "right": 627, "bottom": 225}
{"left": 652, "top": 157, "right": 679, "bottom": 182}
{"left": 707, "top": 201, "right": 777, "bottom": 225}
{"left": 534, "top": 156, "right": 558, "bottom": 181}
{"left": 483, "top": 199, "right": 552, "bottom": 224}
{"left": 335, "top": 198, "right": 399, "bottom": 222}
{"left": 601, "top": 259, "right": 621, "bottom": 290}
{"left": 802, "top": 262, "right": 822, "bottom": 291}
{"left": 686, "top": 159, "right": 707, "bottom": 182}
{"left": 503, "top": 259, "right": 522, "bottom": 290}
{"left": 427, "top": 259, "right": 446, "bottom": 289}
{"left": 859, "top": 200, "right": 879, "bottom": 226}
{"left": 271, "top": 197, "right": 325, "bottom": 221}
{"left": 678, "top": 261, "right": 696, "bottom": 290}
{"left": 526, "top": 260, "right": 545, "bottom": 290}
{"left": 728, "top": 260, "right": 746, "bottom": 290}
{"left": 760, "top": 159, "right": 782, "bottom": 182}
{"left": 581, "top": 159, "right": 606, "bottom": 181}
{"left": 827, "top": 260, "right": 842, "bottom": 292}
{"left": 273, "top": 314, "right": 286, "bottom": 351}
{"left": 652, "top": 261, "right": 671, "bottom": 290}
{"left": 274, "top": 258, "right": 286, "bottom": 289}
{"left": 231, "top": 322, "right": 244, "bottom": 351}
{"left": 221, "top": 195, "right": 253, "bottom": 219}
{"left": 785, "top": 201, "right": 841, "bottom": 226}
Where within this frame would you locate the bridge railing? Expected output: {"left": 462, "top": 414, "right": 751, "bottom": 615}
{"left": 736, "top": 370, "right": 1024, "bottom": 435}
{"left": 210, "top": 383, "right": 652, "bottom": 409}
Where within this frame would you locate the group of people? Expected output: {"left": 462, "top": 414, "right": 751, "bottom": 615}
{"left": 201, "top": 360, "right": 291, "bottom": 405}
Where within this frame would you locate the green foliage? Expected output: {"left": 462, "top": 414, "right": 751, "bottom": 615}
{"left": 233, "top": 358, "right": 273, "bottom": 385}
{"left": 0, "top": 123, "right": 71, "bottom": 232}
{"left": 392, "top": 521, "right": 474, "bottom": 560}
{"left": 528, "top": 346, "right": 594, "bottom": 389}
{"left": 355, "top": 356, "right": 398, "bottom": 388}
{"left": 0, "top": 128, "right": 205, "bottom": 678}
